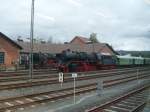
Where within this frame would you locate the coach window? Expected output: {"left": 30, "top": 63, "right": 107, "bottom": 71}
{"left": 0, "top": 52, "right": 5, "bottom": 64}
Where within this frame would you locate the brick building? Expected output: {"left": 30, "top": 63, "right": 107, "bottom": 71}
{"left": 0, "top": 32, "right": 117, "bottom": 69}
{"left": 69, "top": 36, "right": 117, "bottom": 55}
{"left": 0, "top": 32, "right": 22, "bottom": 70}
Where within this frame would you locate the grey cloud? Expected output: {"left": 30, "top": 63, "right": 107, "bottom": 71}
{"left": 0, "top": 0, "right": 150, "bottom": 50}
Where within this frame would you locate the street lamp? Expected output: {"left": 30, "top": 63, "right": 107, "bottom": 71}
{"left": 29, "top": 0, "right": 35, "bottom": 80}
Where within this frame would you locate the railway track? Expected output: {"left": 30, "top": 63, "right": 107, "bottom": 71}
{"left": 0, "top": 69, "right": 149, "bottom": 91}
{"left": 0, "top": 67, "right": 148, "bottom": 77}
{"left": 0, "top": 73, "right": 149, "bottom": 112}
{"left": 87, "top": 85, "right": 149, "bottom": 112}
{"left": 0, "top": 69, "right": 57, "bottom": 76}
{"left": 0, "top": 67, "right": 149, "bottom": 83}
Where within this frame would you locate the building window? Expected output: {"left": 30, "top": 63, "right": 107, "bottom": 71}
{"left": 0, "top": 52, "right": 5, "bottom": 64}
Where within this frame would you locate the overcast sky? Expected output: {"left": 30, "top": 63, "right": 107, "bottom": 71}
{"left": 0, "top": 0, "right": 150, "bottom": 51}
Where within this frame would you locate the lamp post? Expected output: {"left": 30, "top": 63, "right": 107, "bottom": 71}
{"left": 29, "top": 0, "right": 35, "bottom": 80}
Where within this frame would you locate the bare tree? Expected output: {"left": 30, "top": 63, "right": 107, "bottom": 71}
{"left": 17, "top": 36, "right": 23, "bottom": 42}
{"left": 33, "top": 37, "right": 45, "bottom": 43}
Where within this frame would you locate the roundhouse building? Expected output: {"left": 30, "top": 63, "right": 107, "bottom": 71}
{"left": 17, "top": 36, "right": 117, "bottom": 55}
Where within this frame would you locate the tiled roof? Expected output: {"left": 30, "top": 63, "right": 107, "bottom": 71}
{"left": 70, "top": 36, "right": 92, "bottom": 43}
{"left": 17, "top": 42, "right": 117, "bottom": 55}
{"left": 78, "top": 36, "right": 91, "bottom": 43}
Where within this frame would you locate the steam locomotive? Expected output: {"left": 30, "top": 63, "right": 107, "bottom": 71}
{"left": 56, "top": 49, "right": 116, "bottom": 72}
{"left": 21, "top": 49, "right": 150, "bottom": 72}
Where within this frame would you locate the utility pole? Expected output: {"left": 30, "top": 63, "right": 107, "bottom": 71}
{"left": 29, "top": 0, "right": 35, "bottom": 80}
